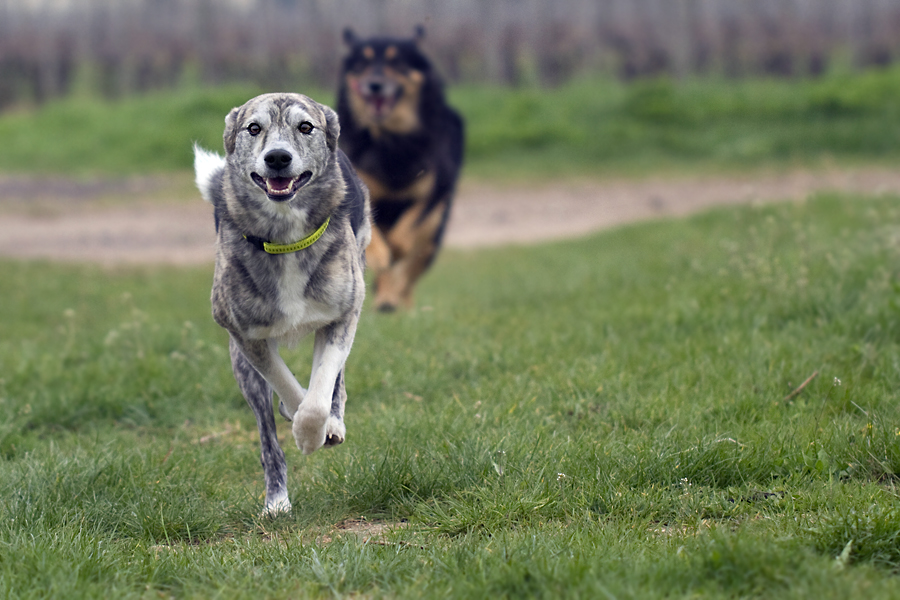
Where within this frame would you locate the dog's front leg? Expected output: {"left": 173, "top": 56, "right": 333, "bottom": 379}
{"left": 234, "top": 335, "right": 307, "bottom": 417}
{"left": 322, "top": 369, "right": 347, "bottom": 449}
{"left": 293, "top": 313, "right": 360, "bottom": 454}
{"left": 228, "top": 337, "right": 291, "bottom": 514}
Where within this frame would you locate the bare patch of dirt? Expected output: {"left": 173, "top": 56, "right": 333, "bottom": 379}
{"left": 1, "top": 166, "right": 899, "bottom": 266}
{"left": 316, "top": 518, "right": 412, "bottom": 546}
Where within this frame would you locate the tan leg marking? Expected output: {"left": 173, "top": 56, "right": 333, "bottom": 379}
{"left": 366, "top": 225, "right": 391, "bottom": 273}
{"left": 374, "top": 200, "right": 447, "bottom": 310}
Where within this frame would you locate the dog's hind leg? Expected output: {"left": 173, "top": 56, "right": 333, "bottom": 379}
{"left": 229, "top": 337, "right": 291, "bottom": 514}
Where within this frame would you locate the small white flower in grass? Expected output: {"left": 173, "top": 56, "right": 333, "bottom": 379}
{"left": 557, "top": 473, "right": 567, "bottom": 481}
{"left": 834, "top": 377, "right": 842, "bottom": 386}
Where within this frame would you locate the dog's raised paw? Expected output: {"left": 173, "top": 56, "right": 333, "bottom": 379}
{"left": 322, "top": 415, "right": 346, "bottom": 448}
{"left": 292, "top": 405, "right": 328, "bottom": 455}
{"left": 324, "top": 434, "right": 344, "bottom": 447}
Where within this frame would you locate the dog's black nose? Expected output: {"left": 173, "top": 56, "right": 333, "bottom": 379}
{"left": 368, "top": 81, "right": 383, "bottom": 95}
{"left": 264, "top": 149, "right": 293, "bottom": 170}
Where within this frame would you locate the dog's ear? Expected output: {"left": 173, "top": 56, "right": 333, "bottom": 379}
{"left": 223, "top": 107, "right": 240, "bottom": 155}
{"left": 322, "top": 105, "right": 340, "bottom": 153}
{"left": 343, "top": 28, "right": 358, "bottom": 47}
{"left": 413, "top": 24, "right": 425, "bottom": 43}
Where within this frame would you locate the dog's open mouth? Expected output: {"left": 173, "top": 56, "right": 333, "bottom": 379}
{"left": 364, "top": 92, "right": 400, "bottom": 119}
{"left": 251, "top": 171, "right": 313, "bottom": 201}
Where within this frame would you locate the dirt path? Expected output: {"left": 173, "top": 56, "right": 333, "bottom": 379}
{"left": 1, "top": 166, "right": 899, "bottom": 266}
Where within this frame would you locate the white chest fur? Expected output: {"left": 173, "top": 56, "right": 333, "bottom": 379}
{"left": 247, "top": 262, "right": 343, "bottom": 346}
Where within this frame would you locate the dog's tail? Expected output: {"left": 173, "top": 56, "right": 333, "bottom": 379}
{"left": 193, "top": 143, "right": 225, "bottom": 204}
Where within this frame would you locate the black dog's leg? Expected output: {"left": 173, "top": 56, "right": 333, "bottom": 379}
{"left": 229, "top": 336, "right": 291, "bottom": 514}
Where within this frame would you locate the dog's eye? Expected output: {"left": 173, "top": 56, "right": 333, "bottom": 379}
{"left": 247, "top": 123, "right": 261, "bottom": 136}
{"left": 298, "top": 121, "right": 314, "bottom": 135}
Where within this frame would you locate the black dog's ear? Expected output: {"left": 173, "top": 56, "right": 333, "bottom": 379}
{"left": 223, "top": 107, "right": 240, "bottom": 154}
{"left": 413, "top": 24, "right": 425, "bottom": 43}
{"left": 322, "top": 105, "right": 340, "bottom": 152}
{"left": 343, "top": 28, "right": 358, "bottom": 47}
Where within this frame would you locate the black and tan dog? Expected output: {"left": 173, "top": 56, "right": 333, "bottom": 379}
{"left": 194, "top": 93, "right": 370, "bottom": 514}
{"left": 337, "top": 26, "right": 464, "bottom": 311}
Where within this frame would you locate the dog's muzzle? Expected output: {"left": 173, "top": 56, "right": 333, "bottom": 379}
{"left": 356, "top": 78, "right": 401, "bottom": 119}
{"left": 251, "top": 150, "right": 313, "bottom": 201}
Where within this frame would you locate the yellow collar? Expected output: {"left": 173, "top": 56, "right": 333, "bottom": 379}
{"left": 243, "top": 217, "right": 330, "bottom": 255}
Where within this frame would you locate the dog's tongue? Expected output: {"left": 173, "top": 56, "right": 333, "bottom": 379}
{"left": 267, "top": 177, "right": 293, "bottom": 193}
{"left": 371, "top": 95, "right": 388, "bottom": 116}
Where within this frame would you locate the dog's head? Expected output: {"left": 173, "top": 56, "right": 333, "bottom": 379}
{"left": 223, "top": 93, "right": 340, "bottom": 203}
{"left": 339, "top": 26, "right": 434, "bottom": 134}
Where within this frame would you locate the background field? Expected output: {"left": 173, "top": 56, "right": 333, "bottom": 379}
{"left": 3, "top": 66, "right": 900, "bottom": 180}
{"left": 3, "top": 14, "right": 900, "bottom": 594}
{"left": 2, "top": 190, "right": 900, "bottom": 597}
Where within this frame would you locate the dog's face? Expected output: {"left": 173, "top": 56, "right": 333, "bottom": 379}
{"left": 341, "top": 27, "right": 430, "bottom": 134}
{"left": 223, "top": 93, "right": 340, "bottom": 203}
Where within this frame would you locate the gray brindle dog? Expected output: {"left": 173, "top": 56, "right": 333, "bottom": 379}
{"left": 194, "top": 93, "right": 371, "bottom": 514}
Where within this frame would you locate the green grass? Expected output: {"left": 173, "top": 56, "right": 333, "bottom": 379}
{"left": 453, "top": 68, "right": 900, "bottom": 178}
{"left": 4, "top": 67, "right": 900, "bottom": 178}
{"left": 2, "top": 192, "right": 900, "bottom": 597}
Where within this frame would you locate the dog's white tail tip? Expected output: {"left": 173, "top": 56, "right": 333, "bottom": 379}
{"left": 193, "top": 143, "right": 224, "bottom": 203}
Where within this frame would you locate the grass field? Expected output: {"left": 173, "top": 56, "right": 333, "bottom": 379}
{"left": 2, "top": 191, "right": 900, "bottom": 597}
{"left": 3, "top": 65, "right": 900, "bottom": 179}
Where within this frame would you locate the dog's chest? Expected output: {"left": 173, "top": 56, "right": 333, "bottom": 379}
{"left": 257, "top": 264, "right": 343, "bottom": 342}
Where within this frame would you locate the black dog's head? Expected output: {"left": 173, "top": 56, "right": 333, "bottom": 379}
{"left": 339, "top": 26, "right": 442, "bottom": 135}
